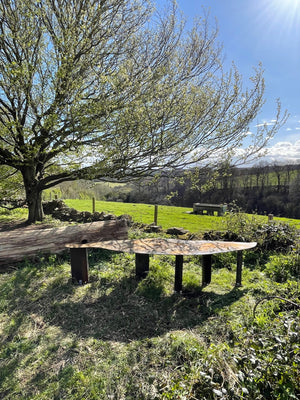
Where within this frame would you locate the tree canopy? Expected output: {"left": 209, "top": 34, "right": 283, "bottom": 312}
{"left": 0, "top": 0, "right": 286, "bottom": 222}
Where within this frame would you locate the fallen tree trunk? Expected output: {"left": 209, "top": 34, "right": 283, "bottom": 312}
{"left": 0, "top": 220, "right": 128, "bottom": 265}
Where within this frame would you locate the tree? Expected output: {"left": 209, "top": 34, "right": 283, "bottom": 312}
{"left": 0, "top": 0, "right": 286, "bottom": 223}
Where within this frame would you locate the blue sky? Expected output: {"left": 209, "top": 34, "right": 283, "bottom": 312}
{"left": 174, "top": 0, "right": 300, "bottom": 163}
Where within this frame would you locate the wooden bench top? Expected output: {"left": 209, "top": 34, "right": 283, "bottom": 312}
{"left": 66, "top": 238, "right": 257, "bottom": 256}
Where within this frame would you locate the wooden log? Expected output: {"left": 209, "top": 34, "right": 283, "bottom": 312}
{"left": 0, "top": 220, "right": 128, "bottom": 265}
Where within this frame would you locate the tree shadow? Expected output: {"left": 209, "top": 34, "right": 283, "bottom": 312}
{"left": 43, "top": 277, "right": 246, "bottom": 343}
{"left": 1, "top": 253, "right": 247, "bottom": 344}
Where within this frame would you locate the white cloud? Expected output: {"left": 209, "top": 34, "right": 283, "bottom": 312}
{"left": 234, "top": 140, "right": 300, "bottom": 166}
{"left": 255, "top": 122, "right": 275, "bottom": 128}
{"left": 254, "top": 119, "right": 278, "bottom": 128}
{"left": 265, "top": 140, "right": 300, "bottom": 163}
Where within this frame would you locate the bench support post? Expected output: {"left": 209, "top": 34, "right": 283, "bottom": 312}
{"left": 174, "top": 255, "right": 183, "bottom": 293}
{"left": 202, "top": 255, "right": 212, "bottom": 285}
{"left": 135, "top": 253, "right": 149, "bottom": 279}
{"left": 236, "top": 251, "right": 243, "bottom": 287}
{"left": 70, "top": 248, "right": 89, "bottom": 284}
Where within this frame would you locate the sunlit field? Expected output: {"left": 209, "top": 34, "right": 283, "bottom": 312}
{"left": 64, "top": 199, "right": 300, "bottom": 232}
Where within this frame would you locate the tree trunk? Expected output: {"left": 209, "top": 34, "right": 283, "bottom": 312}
{"left": 21, "top": 166, "right": 44, "bottom": 223}
{"left": 27, "top": 189, "right": 44, "bottom": 223}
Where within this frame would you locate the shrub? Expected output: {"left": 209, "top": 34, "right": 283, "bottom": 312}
{"left": 223, "top": 206, "right": 297, "bottom": 251}
{"left": 265, "top": 253, "right": 300, "bottom": 282}
{"left": 204, "top": 206, "right": 298, "bottom": 268}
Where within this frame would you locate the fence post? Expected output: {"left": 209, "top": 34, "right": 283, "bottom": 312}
{"left": 92, "top": 197, "right": 96, "bottom": 213}
{"left": 268, "top": 214, "right": 273, "bottom": 222}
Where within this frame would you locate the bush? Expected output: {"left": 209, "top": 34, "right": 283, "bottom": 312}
{"left": 225, "top": 207, "right": 295, "bottom": 249}
{"left": 203, "top": 207, "right": 298, "bottom": 268}
{"left": 265, "top": 253, "right": 300, "bottom": 282}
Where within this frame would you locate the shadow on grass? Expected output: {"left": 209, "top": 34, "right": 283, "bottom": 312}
{"left": 1, "top": 251, "right": 247, "bottom": 344}
{"left": 47, "top": 282, "right": 246, "bottom": 342}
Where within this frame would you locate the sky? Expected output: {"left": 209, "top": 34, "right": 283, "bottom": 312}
{"left": 174, "top": 0, "right": 300, "bottom": 164}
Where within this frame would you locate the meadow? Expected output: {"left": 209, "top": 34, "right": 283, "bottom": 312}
{"left": 0, "top": 200, "right": 299, "bottom": 399}
{"left": 1, "top": 198, "right": 300, "bottom": 233}
{"left": 64, "top": 199, "right": 300, "bottom": 232}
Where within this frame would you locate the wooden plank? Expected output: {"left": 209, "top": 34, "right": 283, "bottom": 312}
{"left": 0, "top": 220, "right": 128, "bottom": 265}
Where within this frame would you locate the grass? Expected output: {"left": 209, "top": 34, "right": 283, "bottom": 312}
{"left": 0, "top": 230, "right": 299, "bottom": 399}
{"left": 65, "top": 199, "right": 219, "bottom": 232}
{"left": 0, "top": 207, "right": 28, "bottom": 222}
{"left": 64, "top": 199, "right": 300, "bottom": 232}
{"left": 0, "top": 200, "right": 299, "bottom": 398}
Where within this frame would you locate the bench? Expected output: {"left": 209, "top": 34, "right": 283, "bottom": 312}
{"left": 193, "top": 203, "right": 227, "bottom": 216}
{"left": 66, "top": 238, "right": 256, "bottom": 291}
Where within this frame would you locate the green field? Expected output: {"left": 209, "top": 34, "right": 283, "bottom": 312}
{"left": 64, "top": 199, "right": 300, "bottom": 232}
{"left": 65, "top": 199, "right": 220, "bottom": 232}
{"left": 0, "top": 199, "right": 299, "bottom": 232}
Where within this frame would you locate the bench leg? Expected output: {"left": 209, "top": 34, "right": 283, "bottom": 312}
{"left": 236, "top": 251, "right": 243, "bottom": 287}
{"left": 70, "top": 248, "right": 89, "bottom": 284}
{"left": 135, "top": 253, "right": 149, "bottom": 279}
{"left": 202, "top": 255, "right": 212, "bottom": 285}
{"left": 174, "top": 255, "right": 183, "bottom": 293}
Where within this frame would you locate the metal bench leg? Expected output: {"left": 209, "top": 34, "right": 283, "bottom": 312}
{"left": 135, "top": 253, "right": 149, "bottom": 279}
{"left": 70, "top": 248, "right": 89, "bottom": 284}
{"left": 174, "top": 255, "right": 183, "bottom": 293}
{"left": 236, "top": 251, "right": 243, "bottom": 287}
{"left": 202, "top": 255, "right": 212, "bottom": 285}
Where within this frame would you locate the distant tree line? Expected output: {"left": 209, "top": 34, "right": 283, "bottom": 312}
{"left": 119, "top": 162, "right": 300, "bottom": 218}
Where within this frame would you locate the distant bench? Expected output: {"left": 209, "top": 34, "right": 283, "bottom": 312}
{"left": 193, "top": 203, "right": 227, "bottom": 216}
{"left": 66, "top": 238, "right": 257, "bottom": 291}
